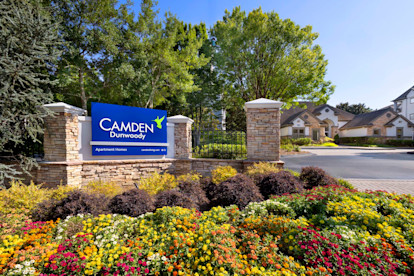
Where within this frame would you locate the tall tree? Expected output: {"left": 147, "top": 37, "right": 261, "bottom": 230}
{"left": 336, "top": 102, "right": 373, "bottom": 115}
{"left": 0, "top": 0, "right": 60, "bottom": 184}
{"left": 157, "top": 22, "right": 226, "bottom": 130}
{"left": 211, "top": 7, "right": 334, "bottom": 109}
{"left": 117, "top": 1, "right": 209, "bottom": 109}
{"left": 49, "top": 0, "right": 136, "bottom": 110}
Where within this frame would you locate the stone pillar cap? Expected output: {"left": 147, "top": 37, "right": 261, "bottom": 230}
{"left": 44, "top": 102, "right": 86, "bottom": 115}
{"left": 167, "top": 115, "right": 194, "bottom": 124}
{"left": 244, "top": 98, "right": 283, "bottom": 110}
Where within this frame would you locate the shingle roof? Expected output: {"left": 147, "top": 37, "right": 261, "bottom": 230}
{"left": 384, "top": 115, "right": 414, "bottom": 127}
{"left": 393, "top": 85, "right": 414, "bottom": 101}
{"left": 280, "top": 102, "right": 319, "bottom": 126}
{"left": 280, "top": 102, "right": 354, "bottom": 127}
{"left": 312, "top": 104, "right": 355, "bottom": 121}
{"left": 340, "top": 107, "right": 396, "bottom": 129}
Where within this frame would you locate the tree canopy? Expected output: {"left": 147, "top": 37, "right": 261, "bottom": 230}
{"left": 336, "top": 102, "right": 373, "bottom": 115}
{"left": 0, "top": 0, "right": 60, "bottom": 184}
{"left": 51, "top": 0, "right": 209, "bottom": 111}
{"left": 211, "top": 7, "right": 334, "bottom": 110}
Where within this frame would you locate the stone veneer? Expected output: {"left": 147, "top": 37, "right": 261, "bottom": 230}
{"left": 43, "top": 103, "right": 85, "bottom": 162}
{"left": 5, "top": 99, "right": 285, "bottom": 187}
{"left": 168, "top": 115, "right": 193, "bottom": 159}
{"left": 81, "top": 159, "right": 175, "bottom": 187}
{"left": 245, "top": 98, "right": 284, "bottom": 162}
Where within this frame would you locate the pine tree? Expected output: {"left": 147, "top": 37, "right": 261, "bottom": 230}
{"left": 0, "top": 0, "right": 61, "bottom": 185}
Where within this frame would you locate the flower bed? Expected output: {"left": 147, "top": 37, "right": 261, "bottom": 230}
{"left": 1, "top": 183, "right": 414, "bottom": 275}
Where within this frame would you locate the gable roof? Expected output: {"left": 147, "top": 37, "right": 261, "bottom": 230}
{"left": 393, "top": 85, "right": 414, "bottom": 101}
{"left": 312, "top": 104, "right": 355, "bottom": 121}
{"left": 384, "top": 115, "right": 414, "bottom": 127}
{"left": 340, "top": 107, "right": 396, "bottom": 130}
{"left": 280, "top": 102, "right": 354, "bottom": 127}
{"left": 280, "top": 102, "right": 320, "bottom": 127}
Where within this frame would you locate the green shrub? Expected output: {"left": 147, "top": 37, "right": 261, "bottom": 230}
{"left": 195, "top": 131, "right": 246, "bottom": 145}
{"left": 337, "top": 136, "right": 368, "bottom": 145}
{"left": 284, "top": 169, "right": 300, "bottom": 177}
{"left": 83, "top": 180, "right": 123, "bottom": 198}
{"left": 337, "top": 179, "right": 354, "bottom": 189}
{"left": 281, "top": 144, "right": 300, "bottom": 152}
{"left": 281, "top": 138, "right": 291, "bottom": 145}
{"left": 0, "top": 181, "right": 55, "bottom": 213}
{"left": 48, "top": 185, "right": 77, "bottom": 201}
{"left": 245, "top": 162, "right": 280, "bottom": 180}
{"left": 194, "top": 143, "right": 246, "bottom": 159}
{"left": 367, "top": 137, "right": 382, "bottom": 145}
{"left": 139, "top": 172, "right": 178, "bottom": 195}
{"left": 291, "top": 138, "right": 312, "bottom": 146}
{"left": 177, "top": 171, "right": 202, "bottom": 184}
{"left": 386, "top": 139, "right": 414, "bottom": 147}
{"left": 211, "top": 166, "right": 238, "bottom": 184}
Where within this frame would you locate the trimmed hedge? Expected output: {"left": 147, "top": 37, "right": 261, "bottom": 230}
{"left": 257, "top": 171, "right": 304, "bottom": 199}
{"left": 108, "top": 189, "right": 154, "bottom": 217}
{"left": 300, "top": 166, "right": 338, "bottom": 189}
{"left": 386, "top": 139, "right": 414, "bottom": 147}
{"left": 32, "top": 190, "right": 108, "bottom": 221}
{"left": 193, "top": 143, "right": 246, "bottom": 159}
{"left": 154, "top": 190, "right": 196, "bottom": 209}
{"left": 209, "top": 174, "right": 263, "bottom": 209}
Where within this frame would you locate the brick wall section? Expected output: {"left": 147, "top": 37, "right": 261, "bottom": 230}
{"left": 246, "top": 108, "right": 280, "bottom": 160}
{"left": 44, "top": 112, "right": 79, "bottom": 162}
{"left": 174, "top": 122, "right": 192, "bottom": 159}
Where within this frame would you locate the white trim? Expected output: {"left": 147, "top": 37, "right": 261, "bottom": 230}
{"left": 167, "top": 115, "right": 194, "bottom": 124}
{"left": 244, "top": 98, "right": 283, "bottom": 110}
{"left": 90, "top": 141, "right": 169, "bottom": 147}
{"left": 44, "top": 102, "right": 86, "bottom": 115}
{"left": 78, "top": 116, "right": 91, "bottom": 122}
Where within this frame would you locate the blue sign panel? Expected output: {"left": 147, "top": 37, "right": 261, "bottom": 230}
{"left": 91, "top": 102, "right": 167, "bottom": 155}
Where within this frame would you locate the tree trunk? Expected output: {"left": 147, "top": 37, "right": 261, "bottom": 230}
{"left": 79, "top": 67, "right": 87, "bottom": 111}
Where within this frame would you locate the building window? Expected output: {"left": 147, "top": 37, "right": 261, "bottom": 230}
{"left": 325, "top": 108, "right": 330, "bottom": 113}
{"left": 411, "top": 98, "right": 414, "bottom": 104}
{"left": 386, "top": 113, "right": 391, "bottom": 118}
{"left": 396, "top": 127, "right": 403, "bottom": 139}
{"left": 373, "top": 129, "right": 381, "bottom": 136}
{"left": 410, "top": 114, "right": 414, "bottom": 120}
{"left": 293, "top": 128, "right": 305, "bottom": 138}
{"left": 304, "top": 115, "right": 308, "bottom": 119}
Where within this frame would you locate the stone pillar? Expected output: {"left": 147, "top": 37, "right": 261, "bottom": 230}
{"left": 40, "top": 102, "right": 86, "bottom": 187}
{"left": 43, "top": 102, "right": 86, "bottom": 162}
{"left": 168, "top": 115, "right": 194, "bottom": 175}
{"left": 245, "top": 98, "right": 284, "bottom": 162}
{"left": 167, "top": 115, "right": 194, "bottom": 159}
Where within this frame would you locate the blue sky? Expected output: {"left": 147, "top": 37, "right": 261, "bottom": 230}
{"left": 131, "top": 0, "right": 414, "bottom": 109}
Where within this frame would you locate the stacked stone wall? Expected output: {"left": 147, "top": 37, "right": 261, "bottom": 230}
{"left": 246, "top": 108, "right": 280, "bottom": 161}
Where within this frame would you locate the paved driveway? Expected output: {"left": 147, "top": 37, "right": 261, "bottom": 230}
{"left": 282, "top": 146, "right": 414, "bottom": 194}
